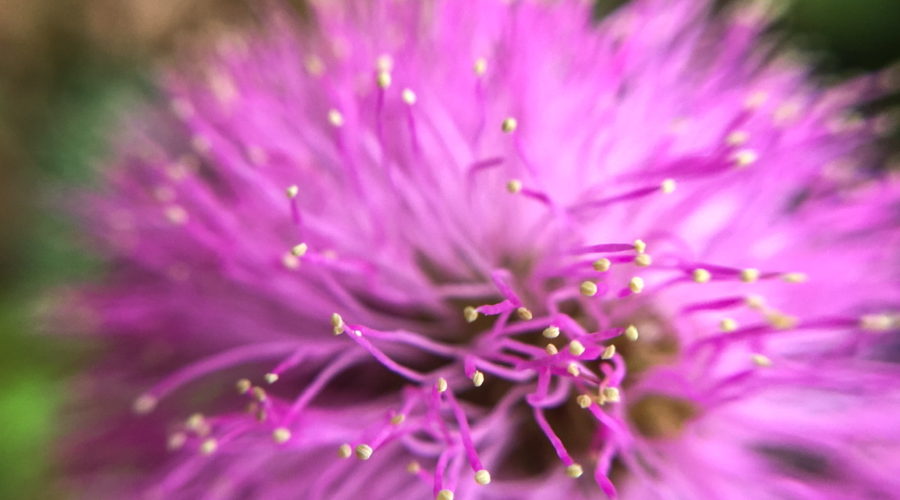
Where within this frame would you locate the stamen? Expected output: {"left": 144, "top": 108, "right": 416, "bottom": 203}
{"left": 402, "top": 88, "right": 417, "bottom": 105}
{"left": 601, "top": 345, "right": 616, "bottom": 359}
{"left": 719, "top": 318, "right": 738, "bottom": 332}
{"left": 474, "top": 469, "right": 491, "bottom": 485}
{"left": 576, "top": 394, "right": 593, "bottom": 408}
{"left": 437, "top": 489, "right": 454, "bottom": 500}
{"left": 543, "top": 325, "right": 561, "bottom": 338}
{"left": 628, "top": 277, "right": 645, "bottom": 294}
{"left": 580, "top": 281, "right": 599, "bottom": 296}
{"left": 634, "top": 239, "right": 647, "bottom": 254}
{"left": 516, "top": 307, "right": 533, "bottom": 321}
{"left": 327, "top": 109, "right": 344, "bottom": 127}
{"left": 132, "top": 394, "right": 158, "bottom": 414}
{"left": 463, "top": 306, "right": 479, "bottom": 323}
{"left": 200, "top": 438, "right": 217, "bottom": 455}
{"left": 264, "top": 373, "right": 279, "bottom": 384}
{"left": 546, "top": 344, "right": 559, "bottom": 355}
{"left": 376, "top": 70, "right": 392, "bottom": 89}
{"left": 501, "top": 117, "right": 518, "bottom": 133}
{"left": 472, "top": 370, "right": 485, "bottom": 387}
{"left": 338, "top": 443, "right": 352, "bottom": 459}
{"left": 290, "top": 243, "right": 308, "bottom": 257}
{"left": 740, "top": 268, "right": 760, "bottom": 282}
{"left": 731, "top": 149, "right": 758, "bottom": 168}
{"left": 600, "top": 387, "right": 620, "bottom": 403}
{"left": 286, "top": 185, "right": 300, "bottom": 198}
{"left": 473, "top": 57, "right": 487, "bottom": 76}
{"left": 860, "top": 314, "right": 893, "bottom": 332}
{"left": 569, "top": 340, "right": 586, "bottom": 357}
{"left": 566, "top": 464, "right": 584, "bottom": 478}
{"left": 692, "top": 268, "right": 712, "bottom": 283}
{"left": 436, "top": 377, "right": 449, "bottom": 393}
{"left": 726, "top": 130, "right": 749, "bottom": 145}
{"left": 272, "top": 427, "right": 291, "bottom": 444}
{"left": 766, "top": 312, "right": 798, "bottom": 330}
{"left": 331, "top": 313, "right": 346, "bottom": 335}
{"left": 745, "top": 294, "right": 766, "bottom": 309}
{"left": 167, "top": 432, "right": 187, "bottom": 451}
{"left": 390, "top": 413, "right": 406, "bottom": 425}
{"left": 781, "top": 272, "right": 807, "bottom": 283}
{"left": 235, "top": 379, "right": 251, "bottom": 394}
{"left": 593, "top": 258, "right": 612, "bottom": 272}
{"left": 355, "top": 444, "right": 374, "bottom": 460}
{"left": 567, "top": 363, "right": 580, "bottom": 377}
{"left": 751, "top": 354, "right": 772, "bottom": 367}
{"left": 624, "top": 325, "right": 639, "bottom": 341}
{"left": 407, "top": 461, "right": 421, "bottom": 473}
{"left": 634, "top": 254, "right": 653, "bottom": 267}
{"left": 660, "top": 178, "right": 677, "bottom": 194}
{"left": 506, "top": 179, "right": 523, "bottom": 193}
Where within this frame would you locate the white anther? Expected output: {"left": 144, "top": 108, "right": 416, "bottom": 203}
{"left": 463, "top": 306, "right": 479, "bottom": 323}
{"left": 567, "top": 362, "right": 580, "bottom": 377}
{"left": 592, "top": 258, "right": 611, "bottom": 272}
{"left": 633, "top": 239, "right": 647, "bottom": 254}
{"left": 580, "top": 281, "right": 598, "bottom": 297}
{"left": 331, "top": 313, "right": 346, "bottom": 335}
{"left": 741, "top": 268, "right": 760, "bottom": 282}
{"left": 327, "top": 109, "right": 344, "bottom": 127}
{"left": 601, "top": 387, "right": 621, "bottom": 403}
{"left": 436, "top": 377, "right": 448, "bottom": 393}
{"left": 726, "top": 130, "right": 749, "bottom": 145}
{"left": 624, "top": 324, "right": 639, "bottom": 341}
{"left": 782, "top": 272, "right": 807, "bottom": 283}
{"left": 286, "top": 185, "right": 300, "bottom": 198}
{"left": 719, "top": 318, "right": 738, "bottom": 332}
{"left": 731, "top": 148, "right": 758, "bottom": 168}
{"left": 338, "top": 443, "right": 352, "bottom": 458}
{"left": 576, "top": 394, "right": 593, "bottom": 408}
{"left": 660, "top": 178, "right": 677, "bottom": 194}
{"left": 272, "top": 427, "right": 291, "bottom": 444}
{"left": 264, "top": 373, "right": 279, "bottom": 384}
{"left": 235, "top": 379, "right": 251, "bottom": 394}
{"left": 355, "top": 444, "right": 374, "bottom": 460}
{"left": 437, "top": 489, "right": 455, "bottom": 500}
{"left": 291, "top": 243, "right": 308, "bottom": 257}
{"left": 628, "top": 277, "right": 645, "bottom": 294}
{"left": 601, "top": 344, "right": 616, "bottom": 360}
{"left": 501, "top": 117, "right": 518, "bottom": 133}
{"left": 634, "top": 253, "right": 653, "bottom": 267}
{"left": 566, "top": 464, "right": 584, "bottom": 478}
{"left": 506, "top": 179, "right": 523, "bottom": 193}
{"left": 860, "top": 314, "right": 893, "bottom": 332}
{"left": 200, "top": 438, "right": 218, "bottom": 455}
{"left": 376, "top": 70, "right": 392, "bottom": 89}
{"left": 692, "top": 268, "right": 711, "bottom": 283}
{"left": 545, "top": 344, "right": 559, "bottom": 355}
{"left": 516, "top": 307, "right": 533, "bottom": 321}
{"left": 474, "top": 469, "right": 491, "bottom": 485}
{"left": 472, "top": 370, "right": 485, "bottom": 387}
{"left": 569, "top": 340, "right": 586, "bottom": 357}
{"left": 402, "top": 88, "right": 417, "bottom": 105}
{"left": 542, "top": 325, "right": 560, "bottom": 338}
{"left": 751, "top": 354, "right": 772, "bottom": 367}
{"left": 132, "top": 394, "right": 157, "bottom": 414}
{"left": 390, "top": 413, "right": 406, "bottom": 425}
{"left": 473, "top": 57, "right": 487, "bottom": 76}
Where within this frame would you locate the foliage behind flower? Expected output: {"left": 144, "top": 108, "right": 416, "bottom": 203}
{"left": 66, "top": 0, "right": 900, "bottom": 498}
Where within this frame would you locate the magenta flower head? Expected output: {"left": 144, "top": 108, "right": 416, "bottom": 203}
{"left": 63, "top": 0, "right": 900, "bottom": 498}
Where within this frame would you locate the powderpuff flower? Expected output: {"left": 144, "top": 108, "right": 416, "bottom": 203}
{"left": 63, "top": 0, "right": 900, "bottom": 498}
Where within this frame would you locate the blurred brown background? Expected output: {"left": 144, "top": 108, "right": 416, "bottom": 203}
{"left": 0, "top": 0, "right": 898, "bottom": 498}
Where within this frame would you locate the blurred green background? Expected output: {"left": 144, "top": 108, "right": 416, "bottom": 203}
{"left": 0, "top": 0, "right": 898, "bottom": 498}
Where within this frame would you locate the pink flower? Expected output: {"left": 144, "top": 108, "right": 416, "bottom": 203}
{"left": 66, "top": 0, "right": 900, "bottom": 498}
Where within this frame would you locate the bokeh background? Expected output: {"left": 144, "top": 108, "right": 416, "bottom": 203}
{"left": 0, "top": 0, "right": 898, "bottom": 497}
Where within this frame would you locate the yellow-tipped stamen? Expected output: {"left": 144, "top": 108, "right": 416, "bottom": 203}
{"left": 601, "top": 387, "right": 621, "bottom": 403}
{"left": 463, "top": 306, "right": 478, "bottom": 323}
{"left": 474, "top": 469, "right": 492, "bottom": 485}
{"left": 542, "top": 325, "right": 560, "bottom": 338}
{"left": 726, "top": 130, "right": 749, "bottom": 145}
{"left": 566, "top": 464, "right": 584, "bottom": 478}
{"left": 592, "top": 258, "right": 612, "bottom": 272}
{"left": 376, "top": 70, "right": 392, "bottom": 89}
{"left": 751, "top": 354, "right": 772, "bottom": 367}
{"left": 407, "top": 461, "right": 421, "bottom": 473}
{"left": 732, "top": 148, "right": 758, "bottom": 168}
{"left": 580, "top": 280, "right": 598, "bottom": 296}
{"left": 719, "top": 318, "right": 738, "bottom": 332}
{"left": 745, "top": 294, "right": 766, "bottom": 310}
{"left": 200, "top": 438, "right": 217, "bottom": 455}
{"left": 436, "top": 377, "right": 448, "bottom": 393}
{"left": 506, "top": 179, "right": 523, "bottom": 193}
{"left": 402, "top": 88, "right": 417, "bottom": 105}
{"left": 501, "top": 117, "right": 518, "bottom": 133}
{"left": 272, "top": 427, "right": 291, "bottom": 444}
{"left": 437, "top": 489, "right": 455, "bottom": 500}
{"left": 629, "top": 277, "right": 645, "bottom": 294}
{"left": 167, "top": 432, "right": 187, "bottom": 451}
{"left": 286, "top": 185, "right": 299, "bottom": 198}
{"left": 252, "top": 386, "right": 267, "bottom": 402}
{"left": 766, "top": 312, "right": 798, "bottom": 330}
{"left": 782, "top": 272, "right": 807, "bottom": 283}
{"left": 567, "top": 362, "right": 580, "bottom": 377}
{"left": 355, "top": 444, "right": 373, "bottom": 460}
{"left": 327, "top": 109, "right": 344, "bottom": 127}
{"left": 692, "top": 268, "right": 711, "bottom": 283}
{"left": 576, "top": 394, "right": 593, "bottom": 408}
{"left": 545, "top": 344, "right": 559, "bottom": 355}
{"left": 338, "top": 443, "right": 352, "bottom": 459}
{"left": 390, "top": 413, "right": 406, "bottom": 425}
{"left": 634, "top": 253, "right": 653, "bottom": 267}
{"left": 624, "top": 324, "right": 639, "bottom": 341}
{"left": 291, "top": 243, "right": 308, "bottom": 257}
{"left": 860, "top": 314, "right": 893, "bottom": 332}
{"left": 516, "top": 307, "right": 533, "bottom": 321}
{"left": 569, "top": 340, "right": 586, "bottom": 357}
{"left": 235, "top": 379, "right": 251, "bottom": 394}
{"left": 740, "top": 268, "right": 760, "bottom": 282}
{"left": 633, "top": 239, "right": 647, "bottom": 254}
{"left": 264, "top": 373, "right": 279, "bottom": 384}
{"left": 601, "top": 344, "right": 616, "bottom": 360}
{"left": 132, "top": 394, "right": 157, "bottom": 414}
{"left": 472, "top": 370, "right": 485, "bottom": 387}
{"left": 331, "top": 313, "right": 345, "bottom": 335}
{"left": 474, "top": 57, "right": 487, "bottom": 76}
{"left": 660, "top": 178, "right": 677, "bottom": 194}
